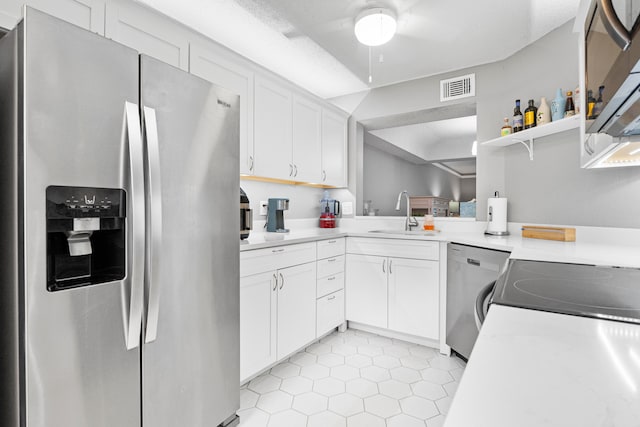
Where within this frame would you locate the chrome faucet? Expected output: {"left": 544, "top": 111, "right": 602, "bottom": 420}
{"left": 395, "top": 190, "right": 418, "bottom": 231}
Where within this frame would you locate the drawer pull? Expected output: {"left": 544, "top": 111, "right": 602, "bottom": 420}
{"left": 328, "top": 258, "right": 337, "bottom": 262}
{"left": 327, "top": 276, "right": 336, "bottom": 281}
{"left": 328, "top": 295, "right": 336, "bottom": 301}
{"left": 328, "top": 240, "right": 337, "bottom": 244}
{"left": 272, "top": 248, "right": 285, "bottom": 253}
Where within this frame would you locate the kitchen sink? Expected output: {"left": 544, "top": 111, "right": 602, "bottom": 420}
{"left": 368, "top": 229, "right": 439, "bottom": 236}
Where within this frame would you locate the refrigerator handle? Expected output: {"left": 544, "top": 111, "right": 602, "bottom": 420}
{"left": 124, "top": 101, "right": 146, "bottom": 350}
{"left": 142, "top": 106, "right": 164, "bottom": 344}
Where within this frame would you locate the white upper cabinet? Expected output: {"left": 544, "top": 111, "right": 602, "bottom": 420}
{"left": 105, "top": 0, "right": 189, "bottom": 70}
{"left": 190, "top": 43, "right": 255, "bottom": 175}
{"left": 253, "top": 75, "right": 293, "bottom": 180}
{"left": 292, "top": 95, "right": 322, "bottom": 183}
{"left": 0, "top": 0, "right": 104, "bottom": 33}
{"left": 322, "top": 108, "right": 348, "bottom": 187}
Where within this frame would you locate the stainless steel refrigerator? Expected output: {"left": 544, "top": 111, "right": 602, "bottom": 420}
{"left": 0, "top": 7, "right": 240, "bottom": 427}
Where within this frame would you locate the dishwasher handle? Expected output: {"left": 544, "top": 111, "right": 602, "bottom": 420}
{"left": 475, "top": 280, "right": 496, "bottom": 330}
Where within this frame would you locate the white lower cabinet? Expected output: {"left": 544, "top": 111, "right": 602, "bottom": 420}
{"left": 240, "top": 242, "right": 317, "bottom": 382}
{"left": 345, "top": 238, "right": 440, "bottom": 340}
{"left": 276, "top": 262, "right": 317, "bottom": 360}
{"left": 316, "top": 238, "right": 346, "bottom": 337}
{"left": 345, "top": 254, "right": 387, "bottom": 328}
{"left": 388, "top": 257, "right": 439, "bottom": 339}
{"left": 239, "top": 271, "right": 276, "bottom": 382}
{"left": 317, "top": 290, "right": 345, "bottom": 335}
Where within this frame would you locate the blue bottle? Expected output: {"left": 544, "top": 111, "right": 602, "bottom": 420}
{"left": 550, "top": 88, "right": 566, "bottom": 121}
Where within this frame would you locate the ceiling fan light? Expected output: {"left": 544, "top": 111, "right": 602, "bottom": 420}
{"left": 354, "top": 8, "right": 397, "bottom": 47}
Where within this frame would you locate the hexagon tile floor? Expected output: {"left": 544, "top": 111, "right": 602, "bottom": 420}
{"left": 238, "top": 328, "right": 466, "bottom": 427}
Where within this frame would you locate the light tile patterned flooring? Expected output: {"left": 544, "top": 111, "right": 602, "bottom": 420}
{"left": 238, "top": 328, "right": 466, "bottom": 427}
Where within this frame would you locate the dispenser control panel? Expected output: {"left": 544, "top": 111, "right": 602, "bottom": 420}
{"left": 47, "top": 186, "right": 125, "bottom": 219}
{"left": 46, "top": 186, "right": 126, "bottom": 292}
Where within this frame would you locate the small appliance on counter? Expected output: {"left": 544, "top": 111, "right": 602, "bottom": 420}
{"left": 266, "top": 198, "right": 289, "bottom": 232}
{"left": 240, "top": 187, "right": 252, "bottom": 240}
{"left": 485, "top": 191, "right": 509, "bottom": 236}
{"left": 319, "top": 190, "right": 340, "bottom": 228}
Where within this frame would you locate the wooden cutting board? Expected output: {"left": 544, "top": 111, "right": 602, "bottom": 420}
{"left": 521, "top": 225, "right": 576, "bottom": 242}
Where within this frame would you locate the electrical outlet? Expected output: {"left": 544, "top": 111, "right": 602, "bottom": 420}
{"left": 259, "top": 201, "right": 268, "bottom": 216}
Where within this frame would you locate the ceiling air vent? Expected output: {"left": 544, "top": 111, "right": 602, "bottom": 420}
{"left": 440, "top": 73, "right": 475, "bottom": 102}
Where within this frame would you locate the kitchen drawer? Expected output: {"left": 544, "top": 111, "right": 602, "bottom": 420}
{"left": 346, "top": 237, "right": 439, "bottom": 261}
{"left": 240, "top": 242, "right": 316, "bottom": 277}
{"left": 317, "top": 255, "right": 344, "bottom": 279}
{"left": 317, "top": 289, "right": 345, "bottom": 337}
{"left": 317, "top": 272, "right": 344, "bottom": 298}
{"left": 317, "top": 237, "right": 345, "bottom": 259}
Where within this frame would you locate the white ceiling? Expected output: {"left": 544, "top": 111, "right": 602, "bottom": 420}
{"left": 136, "top": 0, "right": 580, "bottom": 98}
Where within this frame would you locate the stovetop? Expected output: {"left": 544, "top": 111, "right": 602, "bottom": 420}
{"left": 490, "top": 259, "right": 640, "bottom": 324}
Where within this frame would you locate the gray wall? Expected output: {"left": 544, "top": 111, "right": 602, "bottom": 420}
{"left": 338, "top": 20, "right": 640, "bottom": 228}
{"left": 503, "top": 131, "right": 640, "bottom": 228}
{"left": 363, "top": 144, "right": 472, "bottom": 216}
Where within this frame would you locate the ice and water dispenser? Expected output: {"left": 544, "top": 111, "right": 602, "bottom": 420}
{"left": 46, "top": 186, "right": 126, "bottom": 291}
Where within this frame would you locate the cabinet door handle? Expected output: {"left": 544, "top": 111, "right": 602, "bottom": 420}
{"left": 328, "top": 295, "right": 336, "bottom": 301}
{"left": 389, "top": 259, "right": 393, "bottom": 274}
{"left": 289, "top": 164, "right": 293, "bottom": 176}
{"left": 272, "top": 273, "right": 278, "bottom": 291}
{"left": 294, "top": 164, "right": 298, "bottom": 177}
{"left": 322, "top": 170, "right": 327, "bottom": 182}
{"left": 272, "top": 248, "right": 285, "bottom": 253}
{"left": 382, "top": 259, "right": 386, "bottom": 273}
{"left": 279, "top": 273, "right": 284, "bottom": 290}
{"left": 249, "top": 155, "right": 254, "bottom": 172}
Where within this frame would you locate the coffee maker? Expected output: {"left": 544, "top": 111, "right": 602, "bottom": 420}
{"left": 266, "top": 198, "right": 289, "bottom": 233}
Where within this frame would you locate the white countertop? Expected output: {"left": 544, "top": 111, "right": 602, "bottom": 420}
{"left": 444, "top": 305, "right": 640, "bottom": 427}
{"left": 240, "top": 222, "right": 640, "bottom": 269}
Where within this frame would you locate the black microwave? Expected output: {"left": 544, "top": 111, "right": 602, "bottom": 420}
{"left": 585, "top": 0, "right": 640, "bottom": 137}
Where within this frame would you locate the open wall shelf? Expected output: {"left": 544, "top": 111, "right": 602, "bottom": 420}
{"left": 481, "top": 115, "right": 581, "bottom": 160}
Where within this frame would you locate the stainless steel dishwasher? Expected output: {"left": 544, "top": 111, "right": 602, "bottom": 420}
{"left": 446, "top": 243, "right": 510, "bottom": 360}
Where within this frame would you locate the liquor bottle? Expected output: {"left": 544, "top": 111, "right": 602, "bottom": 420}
{"left": 524, "top": 99, "right": 537, "bottom": 129}
{"left": 574, "top": 87, "right": 581, "bottom": 115}
{"left": 593, "top": 85, "right": 604, "bottom": 118}
{"left": 564, "top": 91, "right": 575, "bottom": 117}
{"left": 587, "top": 90, "right": 596, "bottom": 119}
{"left": 500, "top": 117, "right": 512, "bottom": 136}
{"left": 512, "top": 99, "right": 523, "bottom": 132}
{"left": 537, "top": 97, "right": 551, "bottom": 125}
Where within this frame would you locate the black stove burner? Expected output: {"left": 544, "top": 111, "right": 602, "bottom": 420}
{"left": 491, "top": 260, "right": 640, "bottom": 324}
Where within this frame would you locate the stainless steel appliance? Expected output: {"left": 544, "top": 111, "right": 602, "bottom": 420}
{"left": 0, "top": 8, "right": 239, "bottom": 427}
{"left": 583, "top": 0, "right": 640, "bottom": 167}
{"left": 488, "top": 259, "right": 640, "bottom": 324}
{"left": 266, "top": 198, "right": 290, "bottom": 232}
{"left": 446, "top": 243, "right": 509, "bottom": 360}
{"left": 240, "top": 187, "right": 252, "bottom": 240}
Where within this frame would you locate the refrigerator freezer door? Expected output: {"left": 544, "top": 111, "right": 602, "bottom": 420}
{"left": 22, "top": 8, "right": 141, "bottom": 427}
{"left": 140, "top": 55, "right": 240, "bottom": 426}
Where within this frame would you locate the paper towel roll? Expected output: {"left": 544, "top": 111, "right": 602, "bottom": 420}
{"left": 486, "top": 197, "right": 508, "bottom": 235}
